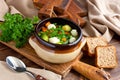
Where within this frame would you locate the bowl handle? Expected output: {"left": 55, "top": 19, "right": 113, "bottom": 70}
{"left": 72, "top": 60, "right": 110, "bottom": 80}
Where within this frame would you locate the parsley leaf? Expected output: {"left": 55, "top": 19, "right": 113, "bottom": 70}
{"left": 0, "top": 13, "right": 40, "bottom": 48}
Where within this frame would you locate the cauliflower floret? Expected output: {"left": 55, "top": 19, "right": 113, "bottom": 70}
{"left": 71, "top": 29, "right": 78, "bottom": 36}
{"left": 49, "top": 37, "right": 60, "bottom": 44}
{"left": 69, "top": 36, "right": 76, "bottom": 43}
{"left": 47, "top": 24, "right": 56, "bottom": 29}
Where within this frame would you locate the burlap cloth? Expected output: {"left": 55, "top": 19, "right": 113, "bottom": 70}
{"left": 0, "top": 0, "right": 120, "bottom": 79}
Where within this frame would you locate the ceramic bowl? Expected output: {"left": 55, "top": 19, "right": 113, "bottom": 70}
{"left": 34, "top": 17, "right": 82, "bottom": 49}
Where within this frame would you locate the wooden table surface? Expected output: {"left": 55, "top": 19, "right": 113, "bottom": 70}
{"left": 0, "top": 0, "right": 120, "bottom": 80}
{"left": 0, "top": 34, "right": 120, "bottom": 80}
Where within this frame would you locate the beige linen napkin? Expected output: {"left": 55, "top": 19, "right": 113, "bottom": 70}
{"left": 82, "top": 0, "right": 120, "bottom": 42}
{"left": 0, "top": 0, "right": 38, "bottom": 21}
{"left": 0, "top": 61, "right": 61, "bottom": 80}
{"left": 5, "top": 0, "right": 38, "bottom": 18}
{"left": 0, "top": 0, "right": 9, "bottom": 21}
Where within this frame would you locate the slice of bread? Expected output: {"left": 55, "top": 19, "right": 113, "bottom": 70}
{"left": 96, "top": 45, "right": 118, "bottom": 68}
{"left": 86, "top": 37, "right": 108, "bottom": 56}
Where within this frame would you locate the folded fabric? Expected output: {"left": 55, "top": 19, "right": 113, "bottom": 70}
{"left": 6, "top": 0, "right": 38, "bottom": 18}
{"left": 0, "top": 0, "right": 38, "bottom": 21}
{"left": 0, "top": 61, "right": 61, "bottom": 80}
{"left": 82, "top": 0, "right": 120, "bottom": 42}
{"left": 0, "top": 0, "right": 9, "bottom": 21}
{"left": 83, "top": 0, "right": 120, "bottom": 41}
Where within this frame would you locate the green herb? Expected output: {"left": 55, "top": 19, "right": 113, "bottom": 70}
{"left": 0, "top": 13, "right": 40, "bottom": 48}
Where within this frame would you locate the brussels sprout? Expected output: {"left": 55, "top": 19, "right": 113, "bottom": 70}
{"left": 62, "top": 25, "right": 71, "bottom": 31}
{"left": 41, "top": 34, "right": 49, "bottom": 41}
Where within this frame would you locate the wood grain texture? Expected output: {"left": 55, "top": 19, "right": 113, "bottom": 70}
{"left": 0, "top": 0, "right": 120, "bottom": 79}
{"left": 0, "top": 36, "right": 83, "bottom": 77}
{"left": 33, "top": 0, "right": 86, "bottom": 26}
{"left": 0, "top": 35, "right": 120, "bottom": 80}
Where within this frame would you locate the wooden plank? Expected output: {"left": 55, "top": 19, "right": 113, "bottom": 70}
{"left": 33, "top": 0, "right": 86, "bottom": 26}
{"left": 0, "top": 35, "right": 120, "bottom": 80}
{"left": 73, "top": 0, "right": 87, "bottom": 17}
{"left": 0, "top": 36, "right": 84, "bottom": 77}
{"left": 38, "top": 0, "right": 64, "bottom": 19}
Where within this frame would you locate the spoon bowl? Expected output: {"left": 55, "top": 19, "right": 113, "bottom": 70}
{"left": 6, "top": 56, "right": 46, "bottom": 80}
{"left": 6, "top": 56, "right": 26, "bottom": 72}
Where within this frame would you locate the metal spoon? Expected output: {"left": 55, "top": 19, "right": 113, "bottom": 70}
{"left": 6, "top": 56, "right": 46, "bottom": 80}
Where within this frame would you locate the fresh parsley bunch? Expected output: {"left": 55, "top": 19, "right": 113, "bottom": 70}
{"left": 0, "top": 13, "right": 39, "bottom": 48}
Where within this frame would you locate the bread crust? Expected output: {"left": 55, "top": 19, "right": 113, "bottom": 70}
{"left": 86, "top": 36, "right": 108, "bottom": 57}
{"left": 95, "top": 45, "right": 118, "bottom": 68}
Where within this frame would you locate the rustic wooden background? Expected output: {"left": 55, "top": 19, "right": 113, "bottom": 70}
{"left": 0, "top": 0, "right": 120, "bottom": 80}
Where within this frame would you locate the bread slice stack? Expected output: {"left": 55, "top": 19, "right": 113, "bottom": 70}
{"left": 85, "top": 36, "right": 118, "bottom": 68}
{"left": 86, "top": 37, "right": 108, "bottom": 56}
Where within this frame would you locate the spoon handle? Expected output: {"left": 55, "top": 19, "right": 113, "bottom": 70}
{"left": 26, "top": 70, "right": 46, "bottom": 80}
{"left": 36, "top": 75, "right": 46, "bottom": 80}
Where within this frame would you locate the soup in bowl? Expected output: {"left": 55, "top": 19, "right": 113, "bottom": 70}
{"left": 34, "top": 17, "right": 82, "bottom": 49}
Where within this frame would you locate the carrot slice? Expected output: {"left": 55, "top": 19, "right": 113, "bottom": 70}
{"left": 42, "top": 27, "right": 47, "bottom": 32}
{"left": 65, "top": 31, "right": 70, "bottom": 35}
{"left": 45, "top": 21, "right": 51, "bottom": 27}
{"left": 62, "top": 37, "right": 67, "bottom": 42}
